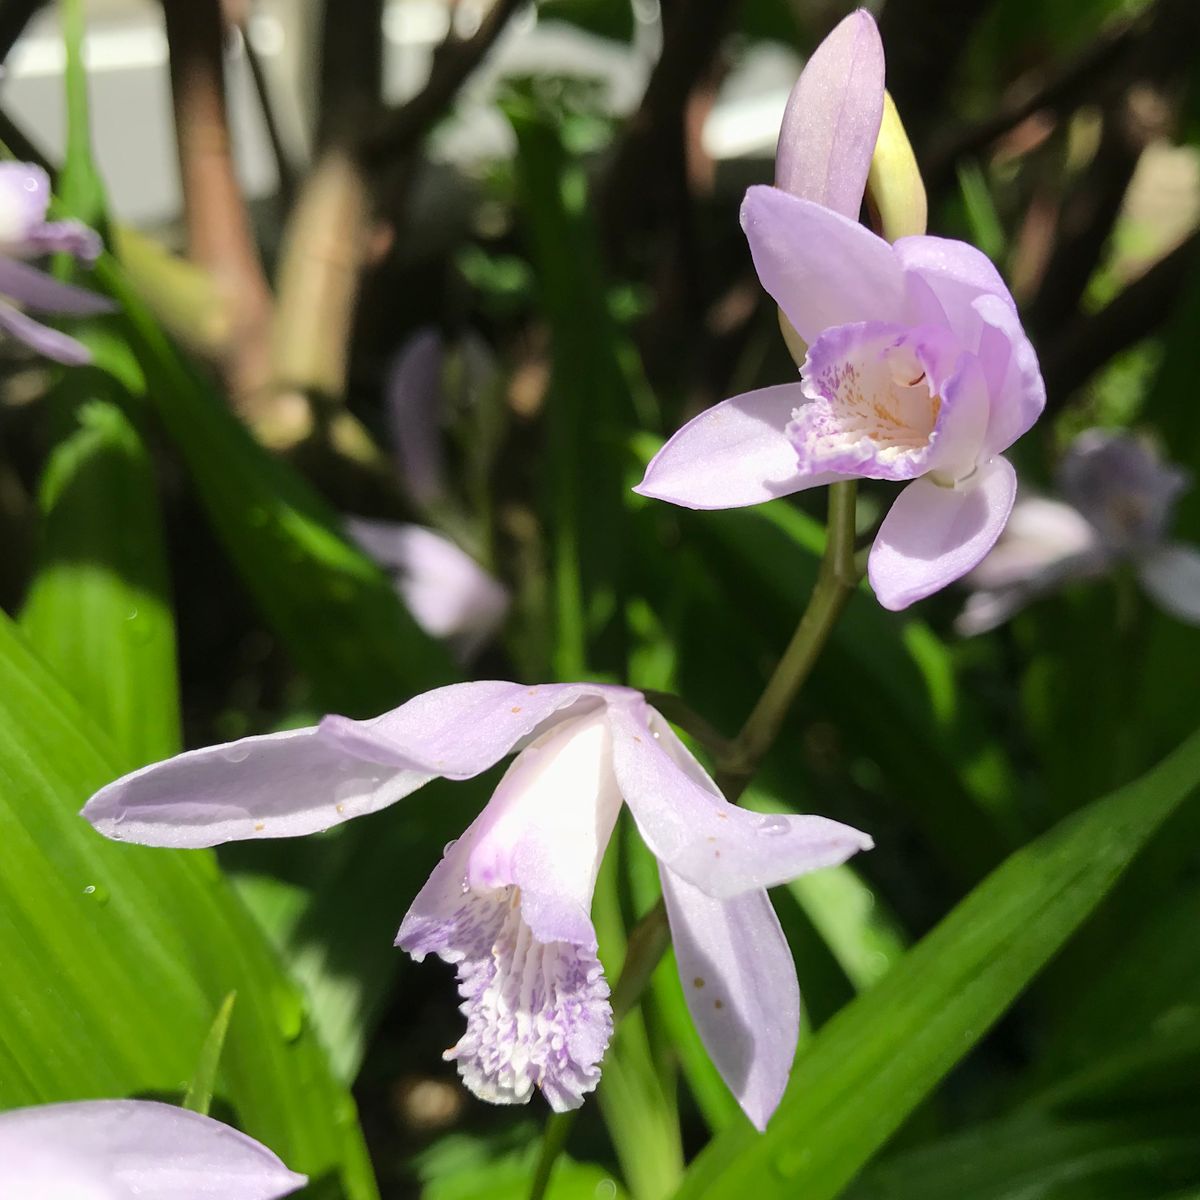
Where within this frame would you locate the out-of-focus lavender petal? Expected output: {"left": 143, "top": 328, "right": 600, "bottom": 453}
{"left": 0, "top": 258, "right": 114, "bottom": 314}
{"left": 868, "top": 455, "right": 1018, "bottom": 610}
{"left": 741, "top": 187, "right": 905, "bottom": 345}
{"left": 774, "top": 9, "right": 885, "bottom": 218}
{"left": 1058, "top": 429, "right": 1188, "bottom": 552}
{"left": 967, "top": 495, "right": 1102, "bottom": 591}
{"left": 661, "top": 867, "right": 799, "bottom": 1131}
{"left": 0, "top": 300, "right": 92, "bottom": 364}
{"left": 82, "top": 726, "right": 433, "bottom": 848}
{"left": 635, "top": 384, "right": 841, "bottom": 509}
{"left": 385, "top": 328, "right": 448, "bottom": 507}
{"left": 346, "top": 519, "right": 509, "bottom": 662}
{"left": 319, "top": 680, "right": 633, "bottom": 779}
{"left": 0, "top": 162, "right": 51, "bottom": 247}
{"left": 22, "top": 218, "right": 103, "bottom": 261}
{"left": 0, "top": 1099, "right": 306, "bottom": 1200}
{"left": 1138, "top": 542, "right": 1200, "bottom": 625}
{"left": 608, "top": 700, "right": 872, "bottom": 899}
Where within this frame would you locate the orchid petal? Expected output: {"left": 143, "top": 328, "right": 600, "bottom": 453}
{"left": 0, "top": 162, "right": 51, "bottom": 243}
{"left": 774, "top": 10, "right": 884, "bottom": 218}
{"left": 973, "top": 294, "right": 1045, "bottom": 456}
{"left": 635, "top": 384, "right": 841, "bottom": 509}
{"left": 0, "top": 259, "right": 114, "bottom": 314}
{"left": 609, "top": 701, "right": 872, "bottom": 898}
{"left": 741, "top": 187, "right": 905, "bottom": 344}
{"left": 661, "top": 868, "right": 799, "bottom": 1131}
{"left": 82, "top": 726, "right": 431, "bottom": 848}
{"left": 320, "top": 680, "right": 629, "bottom": 778}
{"left": 0, "top": 1100, "right": 305, "bottom": 1200}
{"left": 346, "top": 520, "right": 509, "bottom": 662}
{"left": 895, "top": 235, "right": 1015, "bottom": 313}
{"left": 1138, "top": 542, "right": 1200, "bottom": 625}
{"left": 869, "top": 455, "right": 1018, "bottom": 610}
{"left": 0, "top": 300, "right": 92, "bottom": 364}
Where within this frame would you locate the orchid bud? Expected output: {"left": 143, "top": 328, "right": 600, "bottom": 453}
{"left": 865, "top": 91, "right": 928, "bottom": 242}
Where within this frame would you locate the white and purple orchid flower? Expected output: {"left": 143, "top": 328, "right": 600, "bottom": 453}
{"left": 83, "top": 681, "right": 871, "bottom": 1129}
{"left": 0, "top": 162, "right": 112, "bottom": 364}
{"left": 0, "top": 1099, "right": 305, "bottom": 1199}
{"left": 635, "top": 11, "right": 1045, "bottom": 611}
{"left": 958, "top": 429, "right": 1200, "bottom": 634}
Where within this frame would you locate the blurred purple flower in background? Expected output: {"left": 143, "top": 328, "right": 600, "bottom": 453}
{"left": 636, "top": 11, "right": 1045, "bottom": 611}
{"left": 346, "top": 518, "right": 509, "bottom": 662}
{"left": 958, "top": 429, "right": 1200, "bottom": 633}
{"left": 0, "top": 162, "right": 112, "bottom": 364}
{"left": 83, "top": 681, "right": 871, "bottom": 1129}
{"left": 0, "top": 1098, "right": 305, "bottom": 1199}
{"left": 350, "top": 328, "right": 509, "bottom": 661}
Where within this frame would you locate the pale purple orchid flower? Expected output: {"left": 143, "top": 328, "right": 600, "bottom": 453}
{"left": 83, "top": 681, "right": 872, "bottom": 1129}
{"left": 0, "top": 163, "right": 113, "bottom": 364}
{"left": 958, "top": 429, "right": 1200, "bottom": 634}
{"left": 635, "top": 10, "right": 1045, "bottom": 611}
{"left": 346, "top": 518, "right": 510, "bottom": 662}
{"left": 0, "top": 1099, "right": 305, "bottom": 1199}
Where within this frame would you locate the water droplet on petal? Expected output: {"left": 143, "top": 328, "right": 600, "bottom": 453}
{"left": 754, "top": 814, "right": 790, "bottom": 836}
{"left": 460, "top": 876, "right": 471, "bottom": 895}
{"left": 443, "top": 839, "right": 458, "bottom": 856}
{"left": 222, "top": 744, "right": 251, "bottom": 764}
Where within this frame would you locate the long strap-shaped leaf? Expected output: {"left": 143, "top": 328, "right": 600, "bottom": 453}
{"left": 0, "top": 610, "right": 379, "bottom": 1200}
{"left": 670, "top": 724, "right": 1200, "bottom": 1200}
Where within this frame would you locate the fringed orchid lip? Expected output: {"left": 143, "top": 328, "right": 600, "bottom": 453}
{"left": 83, "top": 680, "right": 872, "bottom": 1130}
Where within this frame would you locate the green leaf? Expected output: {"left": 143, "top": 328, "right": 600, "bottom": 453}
{"left": 419, "top": 1129, "right": 629, "bottom": 1200}
{"left": 20, "top": 390, "right": 181, "bottom": 771}
{"left": 184, "top": 991, "right": 237, "bottom": 1116}
{"left": 505, "top": 87, "right": 642, "bottom": 678}
{"left": 0, "top": 610, "right": 378, "bottom": 1199}
{"left": 669, "top": 724, "right": 1200, "bottom": 1200}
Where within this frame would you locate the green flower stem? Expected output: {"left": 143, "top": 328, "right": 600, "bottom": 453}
{"left": 529, "top": 482, "right": 859, "bottom": 1200}
{"left": 716, "top": 480, "right": 859, "bottom": 797}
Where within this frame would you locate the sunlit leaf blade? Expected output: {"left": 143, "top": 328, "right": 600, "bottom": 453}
{"left": 20, "top": 388, "right": 181, "bottom": 771}
{"left": 670, "top": 725, "right": 1200, "bottom": 1200}
{"left": 83, "top": 247, "right": 455, "bottom": 717}
{"left": 505, "top": 89, "right": 638, "bottom": 678}
{"left": 0, "top": 611, "right": 379, "bottom": 1200}
{"left": 184, "top": 990, "right": 237, "bottom": 1116}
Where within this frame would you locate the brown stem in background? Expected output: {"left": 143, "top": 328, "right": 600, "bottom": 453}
{"left": 355, "top": 0, "right": 526, "bottom": 169}
{"left": 316, "top": 0, "right": 383, "bottom": 151}
{"left": 600, "top": 0, "right": 738, "bottom": 258}
{"left": 1039, "top": 230, "right": 1199, "bottom": 409}
{"left": 0, "top": 0, "right": 43, "bottom": 63}
{"left": 877, "top": 0, "right": 993, "bottom": 167}
{"left": 1027, "top": 0, "right": 1200, "bottom": 338}
{"left": 162, "top": 0, "right": 275, "bottom": 415}
{"left": 239, "top": 17, "right": 295, "bottom": 205}
{"left": 924, "top": 16, "right": 1141, "bottom": 193}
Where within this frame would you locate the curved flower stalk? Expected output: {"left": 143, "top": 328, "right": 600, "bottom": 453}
{"left": 0, "top": 163, "right": 113, "bottom": 364}
{"left": 0, "top": 1098, "right": 305, "bottom": 1199}
{"left": 346, "top": 519, "right": 510, "bottom": 663}
{"left": 635, "top": 11, "right": 1045, "bottom": 611}
{"left": 958, "top": 429, "right": 1200, "bottom": 633}
{"left": 83, "top": 681, "right": 872, "bottom": 1129}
